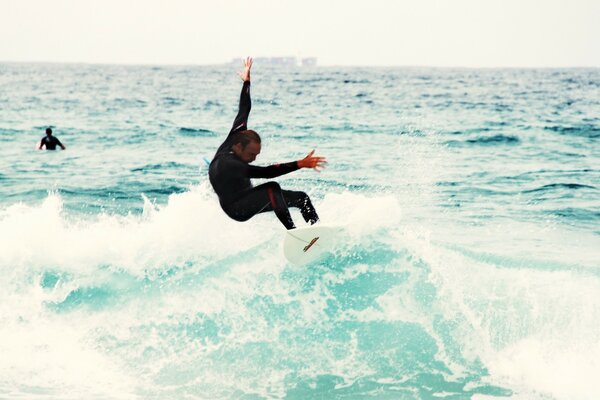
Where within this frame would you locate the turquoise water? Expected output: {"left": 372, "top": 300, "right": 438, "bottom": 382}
{"left": 0, "top": 63, "right": 599, "bottom": 399}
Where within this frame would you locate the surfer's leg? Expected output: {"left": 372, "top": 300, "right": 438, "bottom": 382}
{"left": 282, "top": 190, "right": 319, "bottom": 225}
{"left": 225, "top": 182, "right": 296, "bottom": 229}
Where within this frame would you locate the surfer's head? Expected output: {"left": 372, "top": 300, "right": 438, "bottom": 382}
{"left": 45, "top": 127, "right": 53, "bottom": 136}
{"left": 231, "top": 130, "right": 261, "bottom": 163}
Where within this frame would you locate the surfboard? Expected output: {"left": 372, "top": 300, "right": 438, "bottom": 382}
{"left": 283, "top": 225, "right": 339, "bottom": 265}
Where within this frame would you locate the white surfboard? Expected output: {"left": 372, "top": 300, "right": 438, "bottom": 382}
{"left": 283, "top": 225, "right": 339, "bottom": 265}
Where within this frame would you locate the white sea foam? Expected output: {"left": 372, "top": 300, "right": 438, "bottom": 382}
{"left": 394, "top": 227, "right": 600, "bottom": 400}
{"left": 0, "top": 186, "right": 404, "bottom": 397}
{"left": 1, "top": 182, "right": 598, "bottom": 399}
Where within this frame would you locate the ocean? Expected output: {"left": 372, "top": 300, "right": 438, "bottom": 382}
{"left": 0, "top": 63, "right": 599, "bottom": 399}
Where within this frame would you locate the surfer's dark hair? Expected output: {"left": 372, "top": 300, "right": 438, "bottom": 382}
{"left": 46, "top": 127, "right": 52, "bottom": 135}
{"left": 231, "top": 129, "right": 261, "bottom": 149}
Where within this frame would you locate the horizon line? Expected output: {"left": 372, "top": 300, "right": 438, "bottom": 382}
{"left": 1, "top": 59, "right": 599, "bottom": 70}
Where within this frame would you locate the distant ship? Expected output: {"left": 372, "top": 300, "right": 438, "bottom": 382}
{"left": 254, "top": 57, "right": 297, "bottom": 66}
{"left": 301, "top": 57, "right": 317, "bottom": 67}
{"left": 230, "top": 57, "right": 317, "bottom": 67}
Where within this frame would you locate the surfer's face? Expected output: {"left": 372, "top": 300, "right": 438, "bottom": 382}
{"left": 233, "top": 141, "right": 261, "bottom": 163}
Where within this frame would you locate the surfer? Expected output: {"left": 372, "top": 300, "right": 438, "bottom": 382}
{"left": 38, "top": 128, "right": 66, "bottom": 150}
{"left": 208, "top": 57, "right": 326, "bottom": 230}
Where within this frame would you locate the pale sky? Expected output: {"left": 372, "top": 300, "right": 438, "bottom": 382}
{"left": 1, "top": 0, "right": 599, "bottom": 67}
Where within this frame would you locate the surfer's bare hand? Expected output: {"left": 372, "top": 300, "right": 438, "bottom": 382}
{"left": 298, "top": 150, "right": 327, "bottom": 172}
{"left": 239, "top": 57, "right": 253, "bottom": 82}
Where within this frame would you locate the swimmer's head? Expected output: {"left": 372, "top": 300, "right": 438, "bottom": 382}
{"left": 45, "top": 128, "right": 53, "bottom": 136}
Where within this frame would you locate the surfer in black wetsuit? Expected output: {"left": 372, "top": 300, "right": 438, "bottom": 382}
{"left": 209, "top": 57, "right": 326, "bottom": 230}
{"left": 38, "top": 128, "right": 66, "bottom": 150}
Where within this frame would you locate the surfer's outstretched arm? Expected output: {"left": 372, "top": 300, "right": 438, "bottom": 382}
{"left": 230, "top": 57, "right": 253, "bottom": 135}
{"left": 247, "top": 150, "right": 327, "bottom": 179}
{"left": 297, "top": 150, "right": 327, "bottom": 172}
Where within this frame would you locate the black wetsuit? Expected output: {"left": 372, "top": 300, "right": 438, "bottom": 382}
{"left": 40, "top": 135, "right": 63, "bottom": 150}
{"left": 208, "top": 81, "right": 318, "bottom": 229}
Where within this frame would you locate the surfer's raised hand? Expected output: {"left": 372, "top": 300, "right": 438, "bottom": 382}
{"left": 298, "top": 150, "right": 327, "bottom": 172}
{"left": 238, "top": 57, "right": 253, "bottom": 82}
